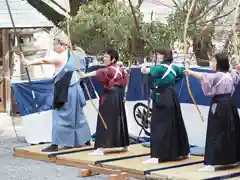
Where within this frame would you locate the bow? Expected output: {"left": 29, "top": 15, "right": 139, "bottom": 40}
{"left": 183, "top": 0, "right": 204, "bottom": 122}
{"left": 64, "top": 0, "right": 107, "bottom": 129}
{"left": 232, "top": 0, "right": 240, "bottom": 65}
{"left": 5, "top": 0, "right": 39, "bottom": 111}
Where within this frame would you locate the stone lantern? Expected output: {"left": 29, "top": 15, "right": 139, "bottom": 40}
{"left": 10, "top": 29, "right": 54, "bottom": 80}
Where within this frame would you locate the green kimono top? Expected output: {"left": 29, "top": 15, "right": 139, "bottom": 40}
{"left": 150, "top": 63, "right": 185, "bottom": 88}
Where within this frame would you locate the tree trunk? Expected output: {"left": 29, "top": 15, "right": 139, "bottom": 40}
{"left": 193, "top": 39, "right": 209, "bottom": 67}
{"left": 193, "top": 34, "right": 213, "bottom": 67}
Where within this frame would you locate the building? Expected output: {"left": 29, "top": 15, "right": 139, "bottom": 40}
{"left": 0, "top": 0, "right": 53, "bottom": 113}
{"left": 138, "top": 0, "right": 174, "bottom": 23}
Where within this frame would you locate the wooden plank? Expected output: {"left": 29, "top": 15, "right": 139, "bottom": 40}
{"left": 56, "top": 144, "right": 150, "bottom": 167}
{"left": 0, "top": 76, "right": 5, "bottom": 112}
{"left": 78, "top": 165, "right": 145, "bottom": 179}
{"left": 227, "top": 177, "right": 240, "bottom": 180}
{"left": 14, "top": 144, "right": 50, "bottom": 153}
{"left": 88, "top": 165, "right": 121, "bottom": 176}
{"left": 102, "top": 155, "right": 203, "bottom": 176}
{"left": 150, "top": 163, "right": 240, "bottom": 180}
{"left": 86, "top": 165, "right": 141, "bottom": 180}
{"left": 1, "top": 29, "right": 9, "bottom": 112}
{"left": 13, "top": 143, "right": 94, "bottom": 163}
{"left": 13, "top": 144, "right": 55, "bottom": 162}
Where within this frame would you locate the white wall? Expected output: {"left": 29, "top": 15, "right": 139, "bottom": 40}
{"left": 139, "top": 0, "right": 174, "bottom": 23}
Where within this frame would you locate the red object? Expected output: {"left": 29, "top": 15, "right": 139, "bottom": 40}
{"left": 96, "top": 65, "right": 129, "bottom": 90}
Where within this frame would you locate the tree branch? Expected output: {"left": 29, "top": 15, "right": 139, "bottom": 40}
{"left": 201, "top": 7, "right": 236, "bottom": 25}
{"left": 190, "top": 0, "right": 223, "bottom": 23}
{"left": 172, "top": 0, "right": 182, "bottom": 11}
{"left": 137, "top": 0, "right": 144, "bottom": 8}
{"left": 182, "top": 0, "right": 189, "bottom": 14}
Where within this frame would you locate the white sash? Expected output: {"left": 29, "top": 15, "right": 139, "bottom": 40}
{"left": 161, "top": 64, "right": 176, "bottom": 79}
{"left": 214, "top": 72, "right": 233, "bottom": 87}
{"left": 110, "top": 66, "right": 122, "bottom": 80}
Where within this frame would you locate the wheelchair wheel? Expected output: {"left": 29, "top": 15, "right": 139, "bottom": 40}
{"left": 133, "top": 102, "right": 152, "bottom": 136}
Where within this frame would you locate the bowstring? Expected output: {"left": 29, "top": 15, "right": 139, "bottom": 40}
{"left": 183, "top": 0, "right": 204, "bottom": 123}
{"left": 64, "top": 0, "right": 107, "bottom": 129}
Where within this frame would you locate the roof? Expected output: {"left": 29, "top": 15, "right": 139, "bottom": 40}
{"left": 27, "top": 0, "right": 65, "bottom": 27}
{"left": 0, "top": 0, "right": 53, "bottom": 29}
{"left": 42, "top": 0, "right": 68, "bottom": 16}
{"left": 26, "top": 0, "right": 85, "bottom": 27}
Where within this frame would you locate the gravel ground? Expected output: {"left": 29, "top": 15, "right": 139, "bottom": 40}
{"left": 0, "top": 114, "right": 139, "bottom": 180}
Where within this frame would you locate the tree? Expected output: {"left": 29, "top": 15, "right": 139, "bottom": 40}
{"left": 63, "top": 0, "right": 173, "bottom": 63}
{"left": 223, "top": 8, "right": 240, "bottom": 66}
{"left": 167, "top": 0, "right": 237, "bottom": 66}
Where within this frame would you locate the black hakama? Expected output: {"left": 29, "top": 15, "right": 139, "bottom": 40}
{"left": 151, "top": 86, "right": 190, "bottom": 161}
{"left": 204, "top": 94, "right": 240, "bottom": 165}
{"left": 94, "top": 86, "right": 130, "bottom": 149}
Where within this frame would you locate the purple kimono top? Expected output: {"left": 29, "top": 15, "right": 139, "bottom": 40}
{"left": 200, "top": 71, "right": 240, "bottom": 96}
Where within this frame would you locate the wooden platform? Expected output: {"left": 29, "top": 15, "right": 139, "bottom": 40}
{"left": 56, "top": 144, "right": 150, "bottom": 167}
{"left": 101, "top": 155, "right": 204, "bottom": 178}
{"left": 228, "top": 177, "right": 240, "bottom": 180}
{"left": 148, "top": 163, "right": 240, "bottom": 180}
{"left": 13, "top": 143, "right": 240, "bottom": 180}
{"left": 13, "top": 144, "right": 94, "bottom": 163}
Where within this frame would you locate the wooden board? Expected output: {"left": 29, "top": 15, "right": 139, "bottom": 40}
{"left": 56, "top": 144, "right": 150, "bottom": 167}
{"left": 150, "top": 163, "right": 240, "bottom": 180}
{"left": 13, "top": 143, "right": 94, "bottom": 163}
{"left": 102, "top": 155, "right": 203, "bottom": 176}
{"left": 0, "top": 73, "right": 5, "bottom": 112}
{"left": 228, "top": 177, "right": 240, "bottom": 180}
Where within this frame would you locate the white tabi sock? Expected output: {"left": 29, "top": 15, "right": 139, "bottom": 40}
{"left": 88, "top": 148, "right": 104, "bottom": 156}
{"left": 122, "top": 146, "right": 130, "bottom": 151}
{"left": 142, "top": 158, "right": 158, "bottom": 164}
{"left": 183, "top": 153, "right": 190, "bottom": 158}
{"left": 198, "top": 165, "right": 215, "bottom": 172}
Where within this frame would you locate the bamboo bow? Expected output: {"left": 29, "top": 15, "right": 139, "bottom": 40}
{"left": 64, "top": 0, "right": 107, "bottom": 129}
{"left": 183, "top": 0, "right": 204, "bottom": 122}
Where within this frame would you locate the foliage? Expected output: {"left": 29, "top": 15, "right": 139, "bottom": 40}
{"left": 141, "top": 21, "right": 177, "bottom": 55}
{"left": 60, "top": 0, "right": 174, "bottom": 63}
{"left": 167, "top": 0, "right": 235, "bottom": 41}
{"left": 167, "top": 0, "right": 236, "bottom": 65}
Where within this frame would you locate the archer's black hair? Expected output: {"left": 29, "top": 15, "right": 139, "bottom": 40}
{"left": 102, "top": 47, "right": 119, "bottom": 63}
{"left": 156, "top": 47, "right": 173, "bottom": 63}
{"left": 215, "top": 52, "right": 230, "bottom": 72}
